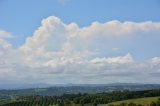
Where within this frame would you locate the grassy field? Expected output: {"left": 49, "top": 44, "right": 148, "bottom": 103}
{"left": 99, "top": 96, "right": 160, "bottom": 106}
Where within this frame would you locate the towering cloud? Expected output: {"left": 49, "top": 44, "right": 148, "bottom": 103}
{"left": 0, "top": 16, "right": 160, "bottom": 85}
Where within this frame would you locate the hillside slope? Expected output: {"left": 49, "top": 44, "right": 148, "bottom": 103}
{"left": 99, "top": 97, "right": 160, "bottom": 106}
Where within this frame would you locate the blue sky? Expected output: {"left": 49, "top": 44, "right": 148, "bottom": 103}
{"left": 0, "top": 0, "right": 160, "bottom": 86}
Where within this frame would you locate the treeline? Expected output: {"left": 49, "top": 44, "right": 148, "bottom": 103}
{"left": 62, "top": 89, "right": 160, "bottom": 105}
{"left": 0, "top": 89, "right": 160, "bottom": 106}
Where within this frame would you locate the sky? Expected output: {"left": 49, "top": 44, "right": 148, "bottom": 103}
{"left": 0, "top": 0, "right": 160, "bottom": 87}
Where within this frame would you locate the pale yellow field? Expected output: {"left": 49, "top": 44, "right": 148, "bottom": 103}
{"left": 98, "top": 96, "right": 160, "bottom": 106}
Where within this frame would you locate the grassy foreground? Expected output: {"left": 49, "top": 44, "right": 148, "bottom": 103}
{"left": 99, "top": 96, "right": 160, "bottom": 106}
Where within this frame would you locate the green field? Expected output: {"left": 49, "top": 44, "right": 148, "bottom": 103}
{"left": 99, "top": 96, "right": 160, "bottom": 106}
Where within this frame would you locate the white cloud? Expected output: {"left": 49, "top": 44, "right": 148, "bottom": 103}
{"left": 0, "top": 30, "right": 13, "bottom": 38}
{"left": 90, "top": 53, "right": 134, "bottom": 64}
{"left": 1, "top": 16, "right": 160, "bottom": 85}
{"left": 151, "top": 57, "right": 160, "bottom": 65}
{"left": 20, "top": 16, "right": 160, "bottom": 61}
{"left": 0, "top": 30, "right": 12, "bottom": 49}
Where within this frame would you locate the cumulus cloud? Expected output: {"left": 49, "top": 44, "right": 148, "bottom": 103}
{"left": 1, "top": 16, "right": 160, "bottom": 85}
{"left": 0, "top": 30, "right": 12, "bottom": 49}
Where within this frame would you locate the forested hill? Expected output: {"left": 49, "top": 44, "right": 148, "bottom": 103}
{"left": 0, "top": 89, "right": 160, "bottom": 106}
{"left": 1, "top": 84, "right": 160, "bottom": 100}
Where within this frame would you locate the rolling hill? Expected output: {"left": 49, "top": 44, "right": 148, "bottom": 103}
{"left": 100, "top": 97, "right": 160, "bottom": 106}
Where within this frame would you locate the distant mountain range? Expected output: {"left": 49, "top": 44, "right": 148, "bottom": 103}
{"left": 0, "top": 82, "right": 160, "bottom": 89}
{"left": 1, "top": 83, "right": 160, "bottom": 100}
